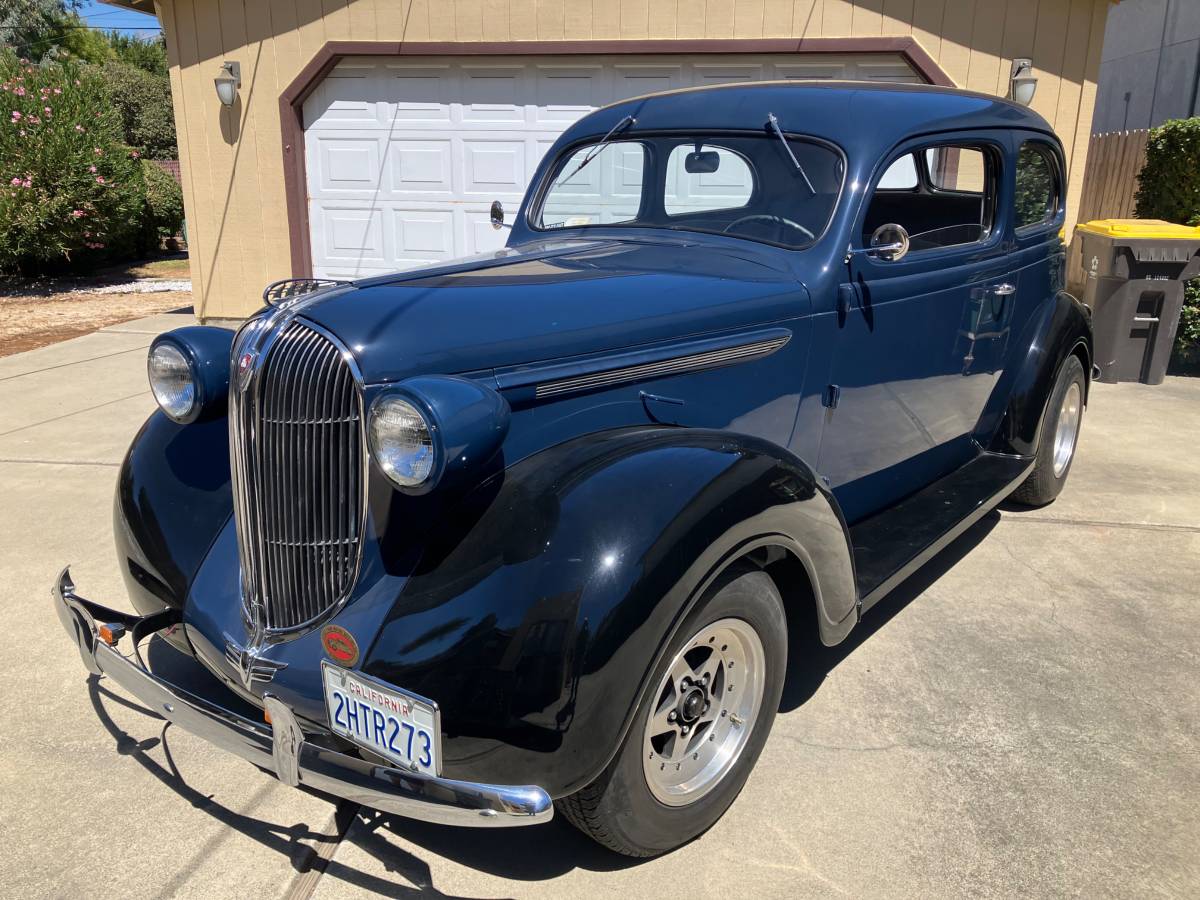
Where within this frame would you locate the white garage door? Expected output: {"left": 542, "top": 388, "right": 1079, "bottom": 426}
{"left": 304, "top": 53, "right": 920, "bottom": 279}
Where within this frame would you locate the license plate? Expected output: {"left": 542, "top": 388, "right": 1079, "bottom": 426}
{"left": 321, "top": 662, "right": 440, "bottom": 775}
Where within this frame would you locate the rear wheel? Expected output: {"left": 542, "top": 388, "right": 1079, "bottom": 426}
{"left": 557, "top": 567, "right": 786, "bottom": 857}
{"left": 1010, "top": 354, "right": 1086, "bottom": 507}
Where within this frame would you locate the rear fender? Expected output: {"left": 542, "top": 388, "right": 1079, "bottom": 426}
{"left": 362, "top": 427, "right": 856, "bottom": 797}
{"left": 987, "top": 291, "right": 1093, "bottom": 458}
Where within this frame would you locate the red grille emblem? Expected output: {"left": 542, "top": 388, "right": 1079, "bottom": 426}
{"left": 321, "top": 624, "right": 360, "bottom": 667}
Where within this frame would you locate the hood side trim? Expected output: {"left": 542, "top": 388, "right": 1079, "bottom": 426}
{"left": 493, "top": 327, "right": 791, "bottom": 402}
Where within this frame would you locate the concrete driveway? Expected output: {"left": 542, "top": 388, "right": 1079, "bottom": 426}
{"left": 1, "top": 317, "right": 1197, "bottom": 899}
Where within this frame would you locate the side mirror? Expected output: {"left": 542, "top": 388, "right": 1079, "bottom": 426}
{"left": 869, "top": 223, "right": 910, "bottom": 262}
{"left": 490, "top": 200, "right": 508, "bottom": 231}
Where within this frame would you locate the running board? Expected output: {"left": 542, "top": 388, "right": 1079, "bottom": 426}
{"left": 850, "top": 452, "right": 1033, "bottom": 612}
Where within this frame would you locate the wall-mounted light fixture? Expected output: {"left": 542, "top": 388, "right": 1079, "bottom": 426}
{"left": 1010, "top": 58, "right": 1037, "bottom": 107}
{"left": 214, "top": 60, "right": 241, "bottom": 108}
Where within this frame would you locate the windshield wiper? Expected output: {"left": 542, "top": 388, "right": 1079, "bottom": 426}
{"left": 767, "top": 112, "right": 815, "bottom": 195}
{"left": 559, "top": 115, "right": 637, "bottom": 183}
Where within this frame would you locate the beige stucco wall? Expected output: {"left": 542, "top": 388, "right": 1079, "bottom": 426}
{"left": 154, "top": 0, "right": 1112, "bottom": 320}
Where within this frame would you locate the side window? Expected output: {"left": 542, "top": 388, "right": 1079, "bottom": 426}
{"left": 877, "top": 153, "right": 918, "bottom": 190}
{"left": 1014, "top": 142, "right": 1060, "bottom": 229}
{"left": 862, "top": 143, "right": 996, "bottom": 254}
{"left": 664, "top": 144, "right": 754, "bottom": 216}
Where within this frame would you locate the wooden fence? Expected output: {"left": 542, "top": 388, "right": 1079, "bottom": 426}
{"left": 1075, "top": 130, "right": 1151, "bottom": 225}
{"left": 1068, "top": 130, "right": 1150, "bottom": 290}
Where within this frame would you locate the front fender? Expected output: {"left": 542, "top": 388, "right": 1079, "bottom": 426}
{"left": 114, "top": 410, "right": 232, "bottom": 620}
{"left": 987, "top": 291, "right": 1093, "bottom": 458}
{"left": 363, "top": 427, "right": 856, "bottom": 797}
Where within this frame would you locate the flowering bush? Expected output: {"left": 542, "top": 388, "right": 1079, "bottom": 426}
{"left": 0, "top": 50, "right": 146, "bottom": 273}
{"left": 139, "top": 158, "right": 184, "bottom": 243}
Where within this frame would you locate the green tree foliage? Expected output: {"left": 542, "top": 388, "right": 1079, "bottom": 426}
{"left": 106, "top": 32, "right": 167, "bottom": 77}
{"left": 101, "top": 58, "right": 176, "bottom": 158}
{"left": 0, "top": 50, "right": 148, "bottom": 273}
{"left": 139, "top": 158, "right": 183, "bottom": 242}
{"left": 1134, "top": 118, "right": 1200, "bottom": 372}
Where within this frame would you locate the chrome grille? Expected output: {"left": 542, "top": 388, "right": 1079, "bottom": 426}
{"left": 230, "top": 320, "right": 364, "bottom": 632}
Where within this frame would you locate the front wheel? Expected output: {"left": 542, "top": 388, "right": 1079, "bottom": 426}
{"left": 557, "top": 567, "right": 787, "bottom": 856}
{"left": 1010, "top": 354, "right": 1086, "bottom": 507}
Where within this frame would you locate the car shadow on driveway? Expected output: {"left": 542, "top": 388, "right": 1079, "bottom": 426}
{"left": 780, "top": 510, "right": 1000, "bottom": 712}
{"left": 76, "top": 512, "right": 999, "bottom": 891}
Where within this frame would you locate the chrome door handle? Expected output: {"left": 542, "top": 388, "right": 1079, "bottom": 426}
{"left": 991, "top": 283, "right": 1017, "bottom": 295}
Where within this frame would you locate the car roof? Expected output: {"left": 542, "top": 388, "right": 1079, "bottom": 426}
{"left": 554, "top": 80, "right": 1058, "bottom": 158}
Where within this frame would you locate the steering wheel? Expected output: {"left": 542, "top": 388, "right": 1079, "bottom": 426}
{"left": 723, "top": 214, "right": 815, "bottom": 243}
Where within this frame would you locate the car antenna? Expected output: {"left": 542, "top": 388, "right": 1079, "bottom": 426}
{"left": 767, "top": 112, "right": 815, "bottom": 195}
{"left": 559, "top": 115, "right": 637, "bottom": 182}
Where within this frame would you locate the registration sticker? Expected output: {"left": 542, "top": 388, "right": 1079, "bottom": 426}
{"left": 321, "top": 662, "right": 440, "bottom": 775}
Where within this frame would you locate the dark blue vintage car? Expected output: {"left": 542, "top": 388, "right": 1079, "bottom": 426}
{"left": 54, "top": 81, "right": 1092, "bottom": 856}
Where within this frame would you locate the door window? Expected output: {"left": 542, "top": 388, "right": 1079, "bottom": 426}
{"left": 863, "top": 144, "right": 996, "bottom": 253}
{"left": 1014, "top": 142, "right": 1060, "bottom": 229}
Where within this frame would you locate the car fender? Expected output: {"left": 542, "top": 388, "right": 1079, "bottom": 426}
{"left": 362, "top": 426, "right": 856, "bottom": 797}
{"left": 987, "top": 290, "right": 1093, "bottom": 458}
{"left": 115, "top": 410, "right": 232, "bottom": 620}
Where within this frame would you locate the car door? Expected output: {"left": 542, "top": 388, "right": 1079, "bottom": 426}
{"left": 816, "top": 133, "right": 1014, "bottom": 524}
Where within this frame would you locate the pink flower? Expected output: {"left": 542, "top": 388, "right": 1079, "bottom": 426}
{"left": 93, "top": 147, "right": 102, "bottom": 155}
{"left": 74, "top": 79, "right": 81, "bottom": 86}
{"left": 10, "top": 111, "right": 20, "bottom": 121}
{"left": 21, "top": 178, "right": 31, "bottom": 188}
{"left": 53, "top": 88, "right": 61, "bottom": 95}
{"left": 9, "top": 177, "right": 20, "bottom": 186}
{"left": 74, "top": 124, "right": 84, "bottom": 133}
{"left": 43, "top": 106, "right": 50, "bottom": 114}
{"left": 71, "top": 209, "right": 85, "bottom": 218}
{"left": 88, "top": 165, "right": 96, "bottom": 173}
{"left": 14, "top": 86, "right": 25, "bottom": 97}
{"left": 95, "top": 176, "right": 105, "bottom": 184}
{"left": 131, "top": 150, "right": 139, "bottom": 158}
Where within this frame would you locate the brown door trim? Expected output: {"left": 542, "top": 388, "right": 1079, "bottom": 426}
{"left": 279, "top": 37, "right": 953, "bottom": 278}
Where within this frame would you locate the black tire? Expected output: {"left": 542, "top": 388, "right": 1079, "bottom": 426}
{"left": 557, "top": 566, "right": 787, "bottom": 857}
{"left": 1010, "top": 354, "right": 1086, "bottom": 507}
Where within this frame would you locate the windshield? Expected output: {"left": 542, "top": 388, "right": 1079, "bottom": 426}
{"left": 533, "top": 133, "right": 844, "bottom": 249}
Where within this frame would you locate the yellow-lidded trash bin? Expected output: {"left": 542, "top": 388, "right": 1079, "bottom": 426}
{"left": 1075, "top": 218, "right": 1200, "bottom": 385}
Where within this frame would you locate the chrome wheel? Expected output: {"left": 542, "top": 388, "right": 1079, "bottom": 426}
{"left": 1052, "top": 381, "right": 1082, "bottom": 477}
{"left": 642, "top": 618, "right": 766, "bottom": 807}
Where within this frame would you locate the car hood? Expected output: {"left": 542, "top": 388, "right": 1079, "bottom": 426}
{"left": 299, "top": 237, "right": 807, "bottom": 384}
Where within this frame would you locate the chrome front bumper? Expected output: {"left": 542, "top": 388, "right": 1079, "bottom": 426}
{"left": 52, "top": 568, "right": 553, "bottom": 827}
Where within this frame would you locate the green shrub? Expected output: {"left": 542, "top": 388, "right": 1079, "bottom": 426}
{"left": 139, "top": 158, "right": 183, "bottom": 242}
{"left": 100, "top": 58, "right": 176, "bottom": 160}
{"left": 0, "top": 51, "right": 145, "bottom": 274}
{"left": 1134, "top": 117, "right": 1200, "bottom": 373}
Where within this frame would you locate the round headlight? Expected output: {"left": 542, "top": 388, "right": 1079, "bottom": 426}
{"left": 148, "top": 343, "right": 196, "bottom": 422}
{"left": 369, "top": 395, "right": 436, "bottom": 488}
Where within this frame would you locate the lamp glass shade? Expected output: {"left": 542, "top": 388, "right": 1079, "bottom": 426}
{"left": 1011, "top": 75, "right": 1037, "bottom": 107}
{"left": 215, "top": 74, "right": 237, "bottom": 107}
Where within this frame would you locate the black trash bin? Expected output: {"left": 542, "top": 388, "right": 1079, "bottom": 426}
{"left": 1075, "top": 218, "right": 1200, "bottom": 385}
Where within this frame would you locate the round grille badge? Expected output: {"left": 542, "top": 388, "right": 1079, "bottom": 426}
{"left": 321, "top": 624, "right": 360, "bottom": 667}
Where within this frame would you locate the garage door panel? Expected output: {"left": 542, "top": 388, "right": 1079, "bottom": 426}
{"left": 308, "top": 69, "right": 383, "bottom": 127}
{"left": 387, "top": 139, "right": 454, "bottom": 195}
{"left": 385, "top": 67, "right": 455, "bottom": 123}
{"left": 534, "top": 66, "right": 606, "bottom": 124}
{"left": 314, "top": 138, "right": 382, "bottom": 192}
{"left": 464, "top": 212, "right": 510, "bottom": 256}
{"left": 693, "top": 64, "right": 765, "bottom": 85}
{"left": 393, "top": 208, "right": 456, "bottom": 266}
{"left": 315, "top": 205, "right": 387, "bottom": 264}
{"left": 463, "top": 140, "right": 527, "bottom": 197}
{"left": 460, "top": 67, "right": 529, "bottom": 123}
{"left": 306, "top": 53, "right": 918, "bottom": 279}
